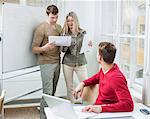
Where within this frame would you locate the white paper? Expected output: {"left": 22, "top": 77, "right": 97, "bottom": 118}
{"left": 45, "top": 108, "right": 65, "bottom": 119}
{"left": 80, "top": 35, "right": 92, "bottom": 54}
{"left": 48, "top": 36, "right": 71, "bottom": 46}
{"left": 73, "top": 105, "right": 133, "bottom": 119}
{"left": 73, "top": 106, "right": 97, "bottom": 119}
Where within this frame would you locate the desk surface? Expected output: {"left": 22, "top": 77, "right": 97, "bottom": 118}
{"left": 92, "top": 103, "right": 150, "bottom": 119}
{"left": 131, "top": 103, "right": 150, "bottom": 119}
{"left": 45, "top": 103, "right": 150, "bottom": 119}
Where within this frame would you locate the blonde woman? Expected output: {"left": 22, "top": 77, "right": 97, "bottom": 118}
{"left": 62, "top": 11, "right": 92, "bottom": 103}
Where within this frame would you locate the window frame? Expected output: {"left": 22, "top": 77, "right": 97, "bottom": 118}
{"left": 101, "top": 0, "right": 146, "bottom": 97}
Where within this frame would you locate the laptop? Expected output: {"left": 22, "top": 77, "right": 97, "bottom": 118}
{"left": 43, "top": 94, "right": 96, "bottom": 119}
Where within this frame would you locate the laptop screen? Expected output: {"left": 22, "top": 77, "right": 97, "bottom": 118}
{"left": 43, "top": 94, "right": 79, "bottom": 119}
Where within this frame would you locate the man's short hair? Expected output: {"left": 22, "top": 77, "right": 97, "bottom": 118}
{"left": 98, "top": 42, "right": 116, "bottom": 64}
{"left": 46, "top": 5, "right": 59, "bottom": 15}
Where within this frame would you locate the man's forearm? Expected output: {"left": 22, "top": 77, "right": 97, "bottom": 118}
{"left": 32, "top": 47, "right": 44, "bottom": 54}
{"left": 83, "top": 73, "right": 99, "bottom": 86}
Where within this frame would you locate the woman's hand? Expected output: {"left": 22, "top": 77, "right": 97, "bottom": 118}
{"left": 82, "top": 105, "right": 102, "bottom": 114}
{"left": 88, "top": 40, "right": 93, "bottom": 47}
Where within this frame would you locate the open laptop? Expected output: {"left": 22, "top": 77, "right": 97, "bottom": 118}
{"left": 43, "top": 94, "right": 135, "bottom": 119}
{"left": 43, "top": 94, "right": 96, "bottom": 119}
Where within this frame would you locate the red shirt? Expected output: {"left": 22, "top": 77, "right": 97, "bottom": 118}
{"left": 83, "top": 63, "right": 134, "bottom": 112}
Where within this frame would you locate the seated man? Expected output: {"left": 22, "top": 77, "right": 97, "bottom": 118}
{"left": 73, "top": 42, "right": 134, "bottom": 113}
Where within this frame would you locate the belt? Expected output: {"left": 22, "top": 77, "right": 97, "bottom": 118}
{"left": 74, "top": 64, "right": 83, "bottom": 67}
{"left": 65, "top": 64, "right": 83, "bottom": 67}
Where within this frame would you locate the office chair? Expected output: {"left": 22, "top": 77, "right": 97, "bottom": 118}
{"left": 0, "top": 90, "right": 5, "bottom": 119}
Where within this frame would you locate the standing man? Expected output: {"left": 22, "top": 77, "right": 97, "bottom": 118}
{"left": 32, "top": 5, "right": 61, "bottom": 119}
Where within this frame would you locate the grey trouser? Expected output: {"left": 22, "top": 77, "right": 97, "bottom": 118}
{"left": 40, "top": 63, "right": 60, "bottom": 119}
{"left": 62, "top": 64, "right": 88, "bottom": 102}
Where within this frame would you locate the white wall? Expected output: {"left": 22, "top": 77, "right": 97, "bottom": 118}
{"left": 0, "top": 33, "right": 2, "bottom": 92}
{"left": 0, "top": 16, "right": 1, "bottom": 33}
{"left": 0, "top": 4, "right": 2, "bottom": 93}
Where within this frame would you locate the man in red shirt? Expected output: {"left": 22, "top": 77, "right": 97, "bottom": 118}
{"left": 73, "top": 42, "right": 134, "bottom": 113}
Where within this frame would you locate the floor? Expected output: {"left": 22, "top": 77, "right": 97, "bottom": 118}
{"left": 4, "top": 107, "right": 40, "bottom": 119}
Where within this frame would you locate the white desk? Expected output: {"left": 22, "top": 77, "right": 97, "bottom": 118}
{"left": 89, "top": 103, "right": 150, "bottom": 119}
{"left": 131, "top": 103, "right": 150, "bottom": 119}
{"left": 45, "top": 103, "right": 150, "bottom": 119}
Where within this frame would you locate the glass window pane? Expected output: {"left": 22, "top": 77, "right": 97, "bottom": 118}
{"left": 119, "top": 37, "right": 144, "bottom": 84}
{"left": 121, "top": 1, "right": 131, "bottom": 34}
{"left": 120, "top": 0, "right": 145, "bottom": 85}
{"left": 120, "top": 38, "right": 131, "bottom": 79}
{"left": 135, "top": 38, "right": 144, "bottom": 84}
{"left": 121, "top": 0, "right": 145, "bottom": 35}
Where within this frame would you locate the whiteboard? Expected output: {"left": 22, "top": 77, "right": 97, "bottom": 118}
{"left": 2, "top": 3, "right": 46, "bottom": 73}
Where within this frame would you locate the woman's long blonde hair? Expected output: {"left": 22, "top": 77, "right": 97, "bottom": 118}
{"left": 62, "top": 11, "right": 80, "bottom": 35}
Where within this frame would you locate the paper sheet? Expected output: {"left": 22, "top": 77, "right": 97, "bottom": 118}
{"left": 45, "top": 108, "right": 65, "bottom": 119}
{"left": 80, "top": 35, "right": 92, "bottom": 54}
{"left": 48, "top": 36, "right": 71, "bottom": 46}
{"left": 73, "top": 106, "right": 97, "bottom": 119}
{"left": 73, "top": 105, "right": 133, "bottom": 119}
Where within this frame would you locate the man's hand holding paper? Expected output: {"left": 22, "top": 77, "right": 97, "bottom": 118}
{"left": 48, "top": 36, "right": 71, "bottom": 46}
{"left": 41, "top": 42, "right": 55, "bottom": 52}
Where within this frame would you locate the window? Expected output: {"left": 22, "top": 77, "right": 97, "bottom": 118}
{"left": 101, "top": 0, "right": 145, "bottom": 87}
{"left": 121, "top": 0, "right": 145, "bottom": 85}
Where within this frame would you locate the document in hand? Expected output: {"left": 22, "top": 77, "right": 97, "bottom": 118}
{"left": 48, "top": 36, "right": 71, "bottom": 46}
{"left": 80, "top": 34, "right": 92, "bottom": 54}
